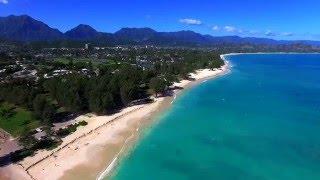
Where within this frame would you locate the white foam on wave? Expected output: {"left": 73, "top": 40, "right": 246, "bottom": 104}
{"left": 97, "top": 156, "right": 118, "bottom": 180}
{"left": 171, "top": 94, "right": 177, "bottom": 104}
{"left": 96, "top": 134, "right": 134, "bottom": 180}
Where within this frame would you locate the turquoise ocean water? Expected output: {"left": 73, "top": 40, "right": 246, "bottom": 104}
{"left": 109, "top": 54, "right": 320, "bottom": 180}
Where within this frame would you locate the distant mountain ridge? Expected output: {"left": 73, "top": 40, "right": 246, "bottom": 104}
{"left": 0, "top": 15, "right": 319, "bottom": 47}
{"left": 65, "top": 24, "right": 101, "bottom": 40}
{"left": 114, "top": 27, "right": 157, "bottom": 42}
{"left": 0, "top": 15, "right": 64, "bottom": 41}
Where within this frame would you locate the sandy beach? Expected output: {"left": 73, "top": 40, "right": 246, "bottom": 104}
{"left": 0, "top": 61, "right": 230, "bottom": 180}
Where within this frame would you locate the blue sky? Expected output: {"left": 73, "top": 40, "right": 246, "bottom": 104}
{"left": 0, "top": 0, "right": 320, "bottom": 40}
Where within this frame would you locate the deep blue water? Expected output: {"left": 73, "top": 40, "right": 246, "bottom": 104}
{"left": 109, "top": 54, "right": 320, "bottom": 180}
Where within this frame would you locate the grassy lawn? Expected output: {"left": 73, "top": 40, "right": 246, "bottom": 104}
{"left": 0, "top": 102, "right": 40, "bottom": 137}
{"left": 54, "top": 57, "right": 73, "bottom": 64}
{"left": 54, "top": 57, "right": 102, "bottom": 67}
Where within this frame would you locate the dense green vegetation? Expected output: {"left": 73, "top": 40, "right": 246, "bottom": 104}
{"left": 0, "top": 49, "right": 224, "bottom": 128}
{"left": 56, "top": 120, "right": 88, "bottom": 137}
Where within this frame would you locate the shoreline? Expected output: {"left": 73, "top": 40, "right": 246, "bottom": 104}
{"left": 221, "top": 52, "right": 320, "bottom": 58}
{"left": 1, "top": 61, "right": 230, "bottom": 180}
{"left": 95, "top": 61, "right": 231, "bottom": 180}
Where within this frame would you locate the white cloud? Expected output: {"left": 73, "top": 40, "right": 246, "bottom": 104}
{"left": 212, "top": 25, "right": 219, "bottom": 31}
{"left": 179, "top": 18, "right": 202, "bottom": 25}
{"left": 211, "top": 24, "right": 296, "bottom": 38}
{"left": 0, "top": 0, "right": 8, "bottom": 4}
{"left": 282, "top": 32, "right": 293, "bottom": 36}
{"left": 265, "top": 30, "right": 276, "bottom": 36}
{"left": 224, "top": 26, "right": 236, "bottom": 32}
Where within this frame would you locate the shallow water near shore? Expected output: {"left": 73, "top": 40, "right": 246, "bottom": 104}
{"left": 108, "top": 54, "right": 320, "bottom": 180}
